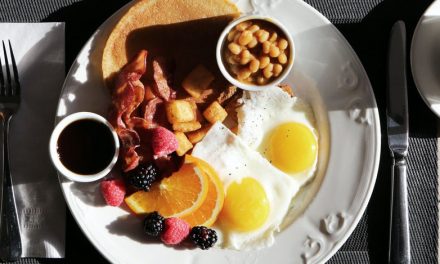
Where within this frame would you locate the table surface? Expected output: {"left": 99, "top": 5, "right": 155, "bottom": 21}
{"left": 0, "top": 0, "right": 439, "bottom": 263}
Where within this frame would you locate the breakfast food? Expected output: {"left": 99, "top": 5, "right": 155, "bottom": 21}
{"left": 161, "top": 217, "right": 191, "bottom": 245}
{"left": 100, "top": 179, "right": 126, "bottom": 207}
{"left": 99, "top": 0, "right": 320, "bottom": 252}
{"left": 237, "top": 86, "right": 318, "bottom": 185}
{"left": 102, "top": 0, "right": 239, "bottom": 86}
{"left": 190, "top": 226, "right": 218, "bottom": 249}
{"left": 104, "top": 47, "right": 318, "bottom": 249}
{"left": 143, "top": 211, "right": 165, "bottom": 237}
{"left": 192, "top": 122, "right": 301, "bottom": 249}
{"left": 126, "top": 163, "right": 159, "bottom": 191}
{"left": 222, "top": 19, "right": 291, "bottom": 85}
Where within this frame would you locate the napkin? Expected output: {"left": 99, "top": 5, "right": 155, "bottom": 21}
{"left": 0, "top": 23, "right": 65, "bottom": 258}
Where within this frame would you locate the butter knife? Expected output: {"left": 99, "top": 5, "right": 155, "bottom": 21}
{"left": 387, "top": 20, "right": 410, "bottom": 264}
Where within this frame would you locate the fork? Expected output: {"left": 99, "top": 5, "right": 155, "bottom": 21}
{"left": 0, "top": 40, "right": 22, "bottom": 261}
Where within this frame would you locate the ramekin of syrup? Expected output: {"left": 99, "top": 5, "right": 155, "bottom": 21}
{"left": 49, "top": 112, "right": 119, "bottom": 182}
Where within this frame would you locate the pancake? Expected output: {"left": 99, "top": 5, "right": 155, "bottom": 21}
{"left": 102, "top": 0, "right": 240, "bottom": 87}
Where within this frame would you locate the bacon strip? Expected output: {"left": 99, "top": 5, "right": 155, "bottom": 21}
{"left": 110, "top": 50, "right": 148, "bottom": 171}
{"left": 151, "top": 59, "right": 176, "bottom": 101}
{"left": 143, "top": 97, "right": 163, "bottom": 126}
{"left": 109, "top": 51, "right": 181, "bottom": 172}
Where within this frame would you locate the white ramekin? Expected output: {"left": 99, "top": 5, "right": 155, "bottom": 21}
{"left": 49, "top": 112, "right": 119, "bottom": 182}
{"left": 216, "top": 14, "right": 295, "bottom": 91}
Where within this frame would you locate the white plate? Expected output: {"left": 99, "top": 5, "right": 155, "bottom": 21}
{"left": 411, "top": 0, "right": 440, "bottom": 117}
{"left": 56, "top": 0, "right": 380, "bottom": 263}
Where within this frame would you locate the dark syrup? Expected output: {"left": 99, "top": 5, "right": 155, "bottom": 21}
{"left": 57, "top": 119, "right": 115, "bottom": 175}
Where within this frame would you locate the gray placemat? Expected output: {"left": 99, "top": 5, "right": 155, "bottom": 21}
{"left": 0, "top": 0, "right": 438, "bottom": 263}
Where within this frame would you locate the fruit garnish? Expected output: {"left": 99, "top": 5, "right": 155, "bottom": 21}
{"left": 151, "top": 126, "right": 178, "bottom": 158}
{"left": 143, "top": 211, "right": 165, "bottom": 237}
{"left": 100, "top": 179, "right": 126, "bottom": 207}
{"left": 190, "top": 226, "right": 218, "bottom": 250}
{"left": 219, "top": 177, "right": 269, "bottom": 232}
{"left": 181, "top": 155, "right": 224, "bottom": 227}
{"left": 161, "top": 217, "right": 191, "bottom": 245}
{"left": 127, "top": 163, "right": 159, "bottom": 191}
{"left": 125, "top": 163, "right": 209, "bottom": 217}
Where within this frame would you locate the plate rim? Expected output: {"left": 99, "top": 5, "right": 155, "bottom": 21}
{"left": 55, "top": 0, "right": 382, "bottom": 263}
{"left": 293, "top": 1, "right": 381, "bottom": 262}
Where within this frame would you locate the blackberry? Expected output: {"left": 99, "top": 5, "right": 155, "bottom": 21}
{"left": 190, "top": 226, "right": 218, "bottom": 249}
{"left": 127, "top": 163, "right": 159, "bottom": 191}
{"left": 143, "top": 211, "right": 164, "bottom": 237}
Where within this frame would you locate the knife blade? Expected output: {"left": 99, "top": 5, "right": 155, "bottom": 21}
{"left": 387, "top": 20, "right": 410, "bottom": 264}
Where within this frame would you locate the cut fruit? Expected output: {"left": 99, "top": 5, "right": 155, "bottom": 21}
{"left": 125, "top": 163, "right": 209, "bottom": 217}
{"left": 181, "top": 155, "right": 224, "bottom": 227}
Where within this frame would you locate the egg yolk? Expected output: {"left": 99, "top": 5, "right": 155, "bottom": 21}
{"left": 219, "top": 177, "right": 269, "bottom": 232}
{"left": 268, "top": 122, "right": 317, "bottom": 173}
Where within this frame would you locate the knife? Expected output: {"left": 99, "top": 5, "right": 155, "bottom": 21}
{"left": 387, "top": 20, "right": 410, "bottom": 264}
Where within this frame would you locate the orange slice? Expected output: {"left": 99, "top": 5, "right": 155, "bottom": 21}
{"left": 125, "top": 163, "right": 209, "bottom": 217}
{"left": 181, "top": 155, "right": 225, "bottom": 227}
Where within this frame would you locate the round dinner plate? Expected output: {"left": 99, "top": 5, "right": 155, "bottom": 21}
{"left": 56, "top": 0, "right": 380, "bottom": 263}
{"left": 411, "top": 0, "right": 440, "bottom": 117}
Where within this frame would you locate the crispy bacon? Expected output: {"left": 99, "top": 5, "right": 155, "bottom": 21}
{"left": 116, "top": 50, "right": 148, "bottom": 86}
{"left": 151, "top": 59, "right": 176, "bottom": 101}
{"left": 109, "top": 50, "right": 148, "bottom": 171}
{"left": 118, "top": 128, "right": 140, "bottom": 148}
{"left": 108, "top": 108, "right": 125, "bottom": 129}
{"left": 117, "top": 128, "right": 141, "bottom": 172}
{"left": 125, "top": 116, "right": 150, "bottom": 130}
{"left": 122, "top": 147, "right": 140, "bottom": 172}
{"left": 113, "top": 51, "right": 146, "bottom": 115}
{"left": 143, "top": 97, "right": 163, "bottom": 125}
{"left": 109, "top": 51, "right": 180, "bottom": 172}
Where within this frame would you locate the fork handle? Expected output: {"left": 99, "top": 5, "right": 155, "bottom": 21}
{"left": 0, "top": 114, "right": 21, "bottom": 261}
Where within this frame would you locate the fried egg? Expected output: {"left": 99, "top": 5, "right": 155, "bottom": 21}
{"left": 192, "top": 122, "right": 300, "bottom": 250}
{"left": 237, "top": 86, "right": 318, "bottom": 186}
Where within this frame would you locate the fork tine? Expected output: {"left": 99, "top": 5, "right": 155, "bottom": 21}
{"left": 2, "top": 41, "right": 11, "bottom": 95}
{"left": 0, "top": 46, "right": 4, "bottom": 95}
{"left": 8, "top": 40, "right": 19, "bottom": 96}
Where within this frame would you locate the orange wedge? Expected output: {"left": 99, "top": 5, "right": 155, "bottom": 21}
{"left": 125, "top": 163, "right": 209, "bottom": 217}
{"left": 181, "top": 155, "right": 225, "bottom": 227}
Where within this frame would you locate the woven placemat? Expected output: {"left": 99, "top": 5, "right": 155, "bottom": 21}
{"left": 0, "top": 0, "right": 438, "bottom": 263}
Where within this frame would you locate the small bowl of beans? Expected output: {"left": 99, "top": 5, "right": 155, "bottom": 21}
{"left": 216, "top": 15, "right": 294, "bottom": 91}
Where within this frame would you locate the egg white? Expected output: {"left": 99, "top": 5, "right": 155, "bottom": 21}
{"left": 236, "top": 86, "right": 318, "bottom": 186}
{"left": 192, "top": 122, "right": 300, "bottom": 250}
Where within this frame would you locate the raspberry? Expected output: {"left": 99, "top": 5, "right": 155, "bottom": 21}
{"left": 160, "top": 217, "right": 190, "bottom": 245}
{"left": 127, "top": 163, "right": 159, "bottom": 191}
{"left": 143, "top": 211, "right": 164, "bottom": 237}
{"left": 190, "top": 226, "right": 217, "bottom": 249}
{"left": 100, "top": 179, "right": 126, "bottom": 206}
{"left": 151, "top": 126, "right": 178, "bottom": 158}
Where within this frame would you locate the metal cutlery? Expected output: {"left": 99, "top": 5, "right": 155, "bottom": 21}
{"left": 0, "top": 40, "right": 22, "bottom": 261}
{"left": 387, "top": 21, "right": 411, "bottom": 264}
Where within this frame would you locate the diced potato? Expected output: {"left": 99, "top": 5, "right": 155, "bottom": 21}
{"left": 172, "top": 121, "right": 202, "bottom": 132}
{"left": 175, "top": 132, "right": 193, "bottom": 156}
{"left": 184, "top": 99, "right": 205, "bottom": 123}
{"left": 182, "top": 65, "right": 215, "bottom": 98}
{"left": 203, "top": 101, "right": 228, "bottom": 124}
{"left": 165, "top": 100, "right": 195, "bottom": 124}
{"left": 187, "top": 125, "right": 212, "bottom": 144}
